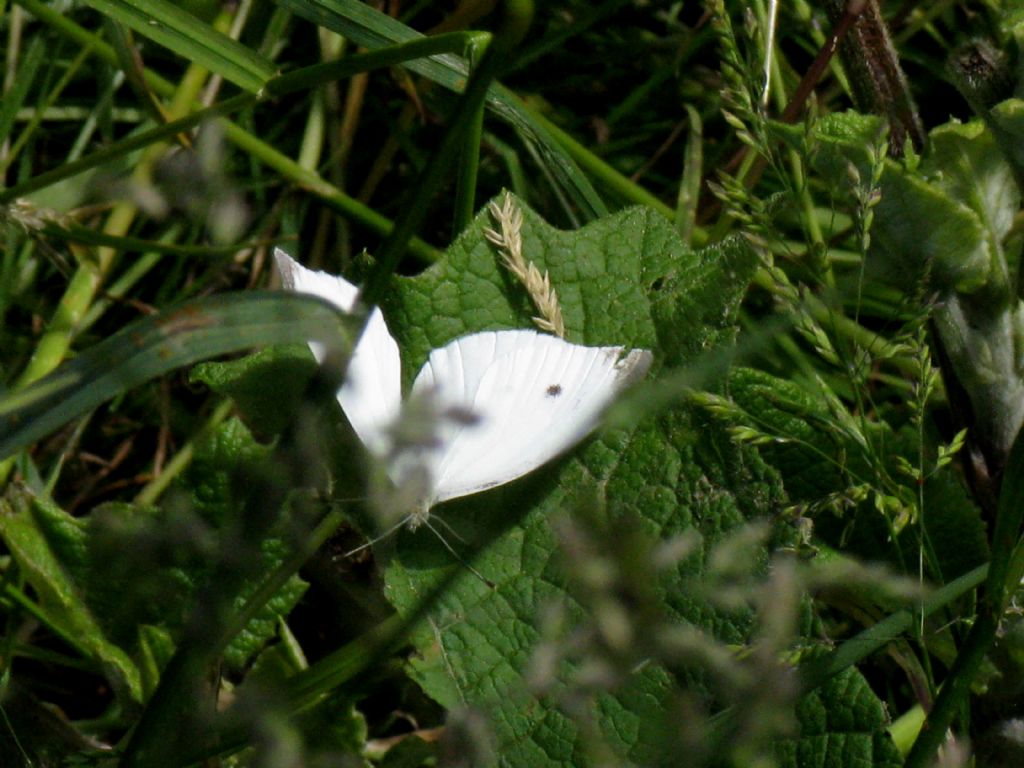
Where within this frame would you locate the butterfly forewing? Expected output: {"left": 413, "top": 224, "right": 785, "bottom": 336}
{"left": 413, "top": 330, "right": 651, "bottom": 504}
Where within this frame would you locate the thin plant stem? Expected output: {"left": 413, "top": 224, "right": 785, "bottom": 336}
{"left": 453, "top": 39, "right": 488, "bottom": 235}
{"left": 905, "top": 430, "right": 1024, "bottom": 766}
{"left": 10, "top": 4, "right": 462, "bottom": 259}
{"left": 527, "top": 107, "right": 674, "bottom": 220}
{"left": 796, "top": 562, "right": 988, "bottom": 695}
{"left": 133, "top": 399, "right": 234, "bottom": 507}
{"left": 363, "top": 40, "right": 499, "bottom": 301}
{"left": 0, "top": 53, "right": 213, "bottom": 484}
{"left": 0, "top": 41, "right": 94, "bottom": 176}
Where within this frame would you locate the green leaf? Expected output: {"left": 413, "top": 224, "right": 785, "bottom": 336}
{"left": 236, "top": 632, "right": 370, "bottom": 760}
{"left": 723, "top": 367, "right": 988, "bottom": 580}
{"left": 807, "top": 112, "right": 996, "bottom": 293}
{"left": 371, "top": 196, "right": 784, "bottom": 763}
{"left": 927, "top": 119, "right": 1021, "bottom": 250}
{"left": 724, "top": 367, "right": 852, "bottom": 504}
{"left": 189, "top": 346, "right": 367, "bottom": 504}
{"left": 0, "top": 488, "right": 143, "bottom": 703}
{"left": 808, "top": 112, "right": 1024, "bottom": 465}
{"left": 775, "top": 666, "right": 902, "bottom": 768}
{"left": 191, "top": 345, "right": 319, "bottom": 437}
{"left": 0, "top": 421, "right": 308, "bottom": 713}
{"left": 83, "top": 0, "right": 276, "bottom": 93}
{"left": 915, "top": 467, "right": 989, "bottom": 581}
{"left": 86, "top": 419, "right": 309, "bottom": 672}
{"left": 183, "top": 419, "right": 309, "bottom": 671}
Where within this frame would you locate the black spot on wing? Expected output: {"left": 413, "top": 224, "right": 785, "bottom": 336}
{"left": 546, "top": 384, "right": 563, "bottom": 397}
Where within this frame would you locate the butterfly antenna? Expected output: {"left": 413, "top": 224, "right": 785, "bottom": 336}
{"left": 342, "top": 514, "right": 413, "bottom": 559}
{"left": 422, "top": 519, "right": 495, "bottom": 589}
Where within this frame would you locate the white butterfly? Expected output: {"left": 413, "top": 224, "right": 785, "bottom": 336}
{"left": 274, "top": 248, "right": 652, "bottom": 524}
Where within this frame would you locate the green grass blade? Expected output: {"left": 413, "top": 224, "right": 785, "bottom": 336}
{"left": 102, "top": 16, "right": 170, "bottom": 126}
{"left": 676, "top": 105, "right": 703, "bottom": 246}
{"left": 277, "top": 0, "right": 610, "bottom": 219}
{"left": 0, "top": 35, "right": 46, "bottom": 147}
{"left": 0, "top": 292, "right": 355, "bottom": 460}
{"left": 0, "top": 34, "right": 479, "bottom": 204}
{"left": 0, "top": 96, "right": 254, "bottom": 204}
{"left": 264, "top": 31, "right": 483, "bottom": 96}
{"left": 34, "top": 221, "right": 276, "bottom": 259}
{"left": 83, "top": 0, "right": 277, "bottom": 93}
{"left": 906, "top": 429, "right": 1024, "bottom": 767}
{"left": 4, "top": 8, "right": 445, "bottom": 262}
{"left": 796, "top": 562, "right": 988, "bottom": 694}
{"left": 16, "top": 0, "right": 177, "bottom": 96}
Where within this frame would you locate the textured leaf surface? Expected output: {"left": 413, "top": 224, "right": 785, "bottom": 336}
{"left": 184, "top": 419, "right": 310, "bottom": 670}
{"left": 775, "top": 666, "right": 902, "bottom": 768}
{"left": 725, "top": 367, "right": 988, "bottom": 579}
{"left": 83, "top": 420, "right": 305, "bottom": 673}
{"left": 0, "top": 420, "right": 306, "bottom": 705}
{"left": 724, "top": 367, "right": 851, "bottom": 504}
{"left": 806, "top": 112, "right": 996, "bottom": 293}
{"left": 0, "top": 489, "right": 143, "bottom": 702}
{"left": 191, "top": 345, "right": 318, "bottom": 438}
{"left": 372, "top": 198, "right": 784, "bottom": 764}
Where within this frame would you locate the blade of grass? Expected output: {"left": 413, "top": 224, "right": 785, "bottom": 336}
{"left": 15, "top": 0, "right": 177, "bottom": 95}
{"left": 452, "top": 37, "right": 488, "bottom": 235}
{"left": 525, "top": 107, "right": 674, "bottom": 219}
{"left": 0, "top": 93, "right": 252, "bottom": 203}
{"left": 0, "top": 43, "right": 96, "bottom": 178}
{"left": 676, "top": 105, "right": 703, "bottom": 247}
{"left": 905, "top": 427, "right": 1024, "bottom": 767}
{"left": 77, "top": 225, "right": 181, "bottom": 333}
{"left": 4, "top": 9, "right": 457, "bottom": 262}
{"left": 34, "top": 221, "right": 278, "bottom": 259}
{"left": 84, "top": 0, "right": 276, "bottom": 93}
{"left": 0, "top": 31, "right": 480, "bottom": 203}
{"left": 277, "top": 0, "right": 610, "bottom": 220}
{"left": 0, "top": 292, "right": 357, "bottom": 460}
{"left": 0, "top": 34, "right": 45, "bottom": 148}
{"left": 796, "top": 562, "right": 987, "bottom": 694}
{"left": 264, "top": 31, "right": 484, "bottom": 97}
{"left": 6, "top": 38, "right": 217, "bottom": 424}
{"left": 362, "top": 0, "right": 533, "bottom": 305}
{"left": 485, "top": 132, "right": 529, "bottom": 198}
{"left": 103, "top": 18, "right": 169, "bottom": 127}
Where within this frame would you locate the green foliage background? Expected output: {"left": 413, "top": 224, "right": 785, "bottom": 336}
{"left": 1, "top": 1, "right": 1023, "bottom": 767}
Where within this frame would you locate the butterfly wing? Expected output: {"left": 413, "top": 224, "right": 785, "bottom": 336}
{"left": 411, "top": 329, "right": 652, "bottom": 504}
{"left": 273, "top": 249, "right": 401, "bottom": 455}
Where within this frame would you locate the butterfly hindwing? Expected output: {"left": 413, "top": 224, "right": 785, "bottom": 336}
{"left": 274, "top": 250, "right": 402, "bottom": 454}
